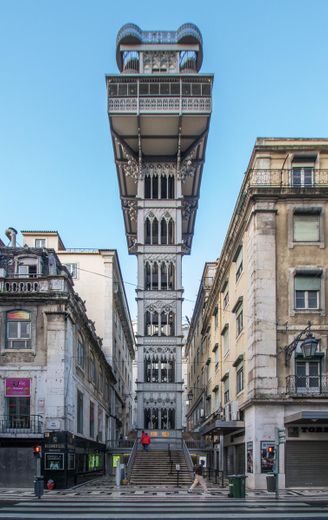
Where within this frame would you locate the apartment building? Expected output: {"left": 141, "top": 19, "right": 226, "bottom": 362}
{"left": 186, "top": 138, "right": 328, "bottom": 489}
{"left": 21, "top": 230, "right": 135, "bottom": 439}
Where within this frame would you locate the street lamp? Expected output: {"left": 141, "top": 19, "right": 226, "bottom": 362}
{"left": 283, "top": 321, "right": 318, "bottom": 365}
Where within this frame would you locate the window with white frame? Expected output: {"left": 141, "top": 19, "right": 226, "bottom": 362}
{"left": 293, "top": 209, "right": 321, "bottom": 242}
{"left": 6, "top": 310, "right": 31, "bottom": 349}
{"left": 35, "top": 239, "right": 46, "bottom": 248}
{"left": 294, "top": 273, "right": 321, "bottom": 310}
{"left": 64, "top": 263, "right": 78, "bottom": 279}
{"left": 291, "top": 156, "right": 316, "bottom": 187}
{"left": 236, "top": 365, "right": 244, "bottom": 393}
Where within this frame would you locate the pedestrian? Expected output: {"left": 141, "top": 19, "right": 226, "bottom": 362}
{"left": 140, "top": 431, "right": 151, "bottom": 451}
{"left": 188, "top": 460, "right": 209, "bottom": 495}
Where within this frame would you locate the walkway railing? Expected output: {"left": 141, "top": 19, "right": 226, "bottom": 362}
{"left": 181, "top": 439, "right": 194, "bottom": 474}
{"left": 126, "top": 439, "right": 138, "bottom": 480}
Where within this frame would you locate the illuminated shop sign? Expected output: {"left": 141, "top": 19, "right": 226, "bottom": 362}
{"left": 5, "top": 378, "right": 30, "bottom": 397}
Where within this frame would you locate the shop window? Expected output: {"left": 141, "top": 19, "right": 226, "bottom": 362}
{"left": 6, "top": 310, "right": 31, "bottom": 349}
{"left": 294, "top": 273, "right": 321, "bottom": 310}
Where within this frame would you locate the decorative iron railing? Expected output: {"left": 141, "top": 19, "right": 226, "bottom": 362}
{"left": 0, "top": 415, "right": 43, "bottom": 434}
{"left": 106, "top": 439, "right": 135, "bottom": 450}
{"left": 286, "top": 375, "right": 328, "bottom": 396}
{"left": 108, "top": 96, "right": 211, "bottom": 114}
{"left": 247, "top": 169, "right": 328, "bottom": 188}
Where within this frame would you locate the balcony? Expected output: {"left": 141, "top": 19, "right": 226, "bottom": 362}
{"left": 247, "top": 169, "right": 328, "bottom": 189}
{"left": 286, "top": 375, "right": 328, "bottom": 396}
{"left": 0, "top": 275, "right": 69, "bottom": 294}
{"left": 0, "top": 415, "right": 43, "bottom": 436}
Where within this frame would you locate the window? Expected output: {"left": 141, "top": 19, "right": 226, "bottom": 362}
{"left": 223, "top": 290, "right": 229, "bottom": 309}
{"left": 293, "top": 210, "right": 320, "bottom": 242}
{"left": 64, "top": 263, "right": 78, "bottom": 279}
{"left": 6, "top": 310, "right": 31, "bottom": 349}
{"left": 77, "top": 390, "right": 84, "bottom": 434}
{"left": 223, "top": 377, "right": 229, "bottom": 404}
{"left": 89, "top": 401, "right": 95, "bottom": 438}
{"left": 234, "top": 246, "right": 243, "bottom": 282}
{"left": 295, "top": 274, "right": 321, "bottom": 309}
{"left": 213, "top": 305, "right": 218, "bottom": 330}
{"left": 35, "top": 239, "right": 46, "bottom": 248}
{"left": 236, "top": 306, "right": 243, "bottom": 336}
{"left": 6, "top": 397, "right": 30, "bottom": 429}
{"left": 77, "top": 339, "right": 85, "bottom": 370}
{"left": 89, "top": 353, "right": 96, "bottom": 382}
{"left": 17, "top": 263, "right": 37, "bottom": 277}
{"left": 291, "top": 156, "right": 316, "bottom": 187}
{"left": 237, "top": 366, "right": 244, "bottom": 393}
{"left": 295, "top": 360, "right": 320, "bottom": 393}
{"left": 145, "top": 173, "right": 175, "bottom": 199}
{"left": 222, "top": 325, "right": 229, "bottom": 356}
{"left": 145, "top": 214, "right": 159, "bottom": 245}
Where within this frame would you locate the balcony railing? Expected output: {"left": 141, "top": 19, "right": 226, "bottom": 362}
{"left": 108, "top": 96, "right": 211, "bottom": 114}
{"left": 247, "top": 169, "right": 328, "bottom": 189}
{"left": 106, "top": 439, "right": 135, "bottom": 450}
{"left": 286, "top": 375, "right": 328, "bottom": 396}
{"left": 0, "top": 415, "right": 43, "bottom": 434}
{"left": 0, "top": 276, "right": 68, "bottom": 294}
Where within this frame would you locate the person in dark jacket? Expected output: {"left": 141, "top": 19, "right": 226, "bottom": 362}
{"left": 188, "top": 460, "right": 209, "bottom": 494}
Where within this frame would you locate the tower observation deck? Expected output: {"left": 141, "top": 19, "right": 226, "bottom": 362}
{"left": 106, "top": 23, "right": 213, "bottom": 442}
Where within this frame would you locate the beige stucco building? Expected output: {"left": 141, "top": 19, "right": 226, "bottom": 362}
{"left": 186, "top": 138, "right": 328, "bottom": 489}
{"left": 21, "top": 231, "right": 135, "bottom": 438}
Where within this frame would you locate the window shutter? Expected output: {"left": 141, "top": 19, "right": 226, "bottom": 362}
{"left": 295, "top": 276, "right": 321, "bottom": 291}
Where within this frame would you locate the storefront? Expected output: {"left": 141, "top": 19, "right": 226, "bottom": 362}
{"left": 284, "top": 411, "right": 328, "bottom": 487}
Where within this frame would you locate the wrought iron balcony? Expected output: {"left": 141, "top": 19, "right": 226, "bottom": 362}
{"left": 286, "top": 375, "right": 328, "bottom": 396}
{"left": 247, "top": 168, "right": 328, "bottom": 189}
{"left": 0, "top": 415, "right": 43, "bottom": 435}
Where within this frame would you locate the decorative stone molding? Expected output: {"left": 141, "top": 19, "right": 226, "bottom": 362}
{"left": 182, "top": 199, "right": 198, "bottom": 220}
{"left": 122, "top": 199, "right": 137, "bottom": 221}
{"left": 178, "top": 140, "right": 203, "bottom": 181}
{"left": 144, "top": 346, "right": 176, "bottom": 360}
{"left": 115, "top": 136, "right": 139, "bottom": 181}
{"left": 144, "top": 391, "right": 176, "bottom": 407}
{"left": 144, "top": 253, "right": 176, "bottom": 264}
{"left": 143, "top": 163, "right": 176, "bottom": 177}
{"left": 145, "top": 300, "right": 176, "bottom": 312}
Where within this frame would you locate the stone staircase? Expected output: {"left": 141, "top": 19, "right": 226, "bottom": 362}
{"left": 129, "top": 449, "right": 192, "bottom": 487}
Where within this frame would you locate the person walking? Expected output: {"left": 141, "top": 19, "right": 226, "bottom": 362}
{"left": 140, "top": 431, "right": 151, "bottom": 451}
{"left": 188, "top": 460, "right": 209, "bottom": 495}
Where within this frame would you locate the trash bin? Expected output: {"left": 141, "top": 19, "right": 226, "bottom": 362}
{"left": 228, "top": 475, "right": 247, "bottom": 498}
{"left": 34, "top": 476, "right": 44, "bottom": 498}
{"left": 266, "top": 474, "right": 276, "bottom": 492}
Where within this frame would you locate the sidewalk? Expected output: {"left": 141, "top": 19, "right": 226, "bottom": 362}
{"left": 1, "top": 476, "right": 328, "bottom": 500}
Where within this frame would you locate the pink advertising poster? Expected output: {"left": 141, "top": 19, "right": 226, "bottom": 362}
{"left": 5, "top": 378, "right": 30, "bottom": 397}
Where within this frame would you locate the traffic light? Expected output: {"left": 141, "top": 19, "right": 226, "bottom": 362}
{"left": 33, "top": 445, "right": 42, "bottom": 458}
{"left": 267, "top": 446, "right": 275, "bottom": 455}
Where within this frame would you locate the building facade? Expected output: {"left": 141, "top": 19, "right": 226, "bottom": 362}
{"left": 186, "top": 138, "right": 328, "bottom": 488}
{"left": 106, "top": 23, "right": 213, "bottom": 441}
{"left": 20, "top": 230, "right": 135, "bottom": 439}
{"left": 0, "top": 234, "right": 116, "bottom": 488}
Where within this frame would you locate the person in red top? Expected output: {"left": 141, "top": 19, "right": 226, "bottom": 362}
{"left": 140, "top": 431, "right": 151, "bottom": 451}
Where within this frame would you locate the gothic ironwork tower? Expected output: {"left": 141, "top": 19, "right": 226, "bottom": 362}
{"left": 107, "top": 23, "right": 212, "bottom": 441}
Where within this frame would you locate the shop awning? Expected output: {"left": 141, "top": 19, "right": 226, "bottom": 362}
{"left": 200, "top": 419, "right": 245, "bottom": 436}
{"left": 285, "top": 411, "right": 328, "bottom": 424}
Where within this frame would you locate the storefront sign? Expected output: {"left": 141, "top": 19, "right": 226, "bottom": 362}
{"left": 5, "top": 378, "right": 30, "bottom": 397}
{"left": 247, "top": 441, "right": 253, "bottom": 473}
{"left": 112, "top": 455, "right": 121, "bottom": 468}
{"left": 45, "top": 453, "right": 64, "bottom": 470}
{"left": 161, "top": 431, "right": 170, "bottom": 437}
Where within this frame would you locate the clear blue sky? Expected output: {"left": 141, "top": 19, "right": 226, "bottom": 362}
{"left": 1, "top": 0, "right": 328, "bottom": 321}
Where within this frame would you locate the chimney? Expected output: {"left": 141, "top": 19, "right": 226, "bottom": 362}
{"left": 5, "top": 227, "right": 18, "bottom": 247}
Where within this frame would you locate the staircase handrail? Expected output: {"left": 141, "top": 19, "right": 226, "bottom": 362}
{"left": 181, "top": 439, "right": 194, "bottom": 474}
{"left": 126, "top": 439, "right": 138, "bottom": 479}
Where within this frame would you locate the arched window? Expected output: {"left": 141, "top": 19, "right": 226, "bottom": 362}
{"left": 145, "top": 262, "right": 151, "bottom": 290}
{"left": 144, "top": 216, "right": 159, "bottom": 245}
{"left": 161, "top": 262, "right": 168, "bottom": 290}
{"left": 168, "top": 262, "right": 175, "bottom": 290}
{"left": 160, "top": 218, "right": 167, "bottom": 245}
{"left": 168, "top": 218, "right": 174, "bottom": 244}
{"left": 152, "top": 262, "right": 159, "bottom": 290}
{"left": 160, "top": 310, "right": 175, "bottom": 336}
{"left": 160, "top": 357, "right": 175, "bottom": 383}
{"left": 145, "top": 310, "right": 159, "bottom": 336}
{"left": 145, "top": 172, "right": 175, "bottom": 199}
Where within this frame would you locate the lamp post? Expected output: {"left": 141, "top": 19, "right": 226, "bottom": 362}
{"left": 283, "top": 321, "right": 318, "bottom": 366}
